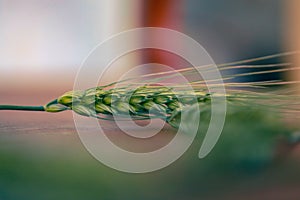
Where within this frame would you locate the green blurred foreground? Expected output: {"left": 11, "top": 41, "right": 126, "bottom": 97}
{"left": 1, "top": 105, "right": 300, "bottom": 200}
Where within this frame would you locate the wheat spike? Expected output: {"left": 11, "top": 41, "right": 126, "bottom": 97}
{"left": 47, "top": 85, "right": 212, "bottom": 128}
{"left": 1, "top": 52, "right": 300, "bottom": 128}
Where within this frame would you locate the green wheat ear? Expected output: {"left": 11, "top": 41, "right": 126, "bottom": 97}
{"left": 1, "top": 52, "right": 300, "bottom": 129}
{"left": 46, "top": 84, "right": 212, "bottom": 128}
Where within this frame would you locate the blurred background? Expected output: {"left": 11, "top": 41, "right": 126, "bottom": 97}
{"left": 1, "top": 0, "right": 300, "bottom": 199}
{"left": 1, "top": 0, "right": 299, "bottom": 94}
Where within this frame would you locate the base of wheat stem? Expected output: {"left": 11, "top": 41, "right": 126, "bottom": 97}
{"left": 0, "top": 105, "right": 45, "bottom": 111}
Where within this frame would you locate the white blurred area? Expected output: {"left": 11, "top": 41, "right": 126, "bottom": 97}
{"left": 0, "top": 0, "right": 140, "bottom": 92}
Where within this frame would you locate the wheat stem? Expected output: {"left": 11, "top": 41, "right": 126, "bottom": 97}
{"left": 0, "top": 105, "right": 45, "bottom": 111}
